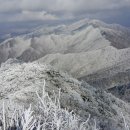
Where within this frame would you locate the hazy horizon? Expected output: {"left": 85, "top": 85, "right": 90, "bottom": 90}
{"left": 0, "top": 0, "right": 130, "bottom": 39}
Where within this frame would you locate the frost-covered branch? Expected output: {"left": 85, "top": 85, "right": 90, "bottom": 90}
{"left": 0, "top": 80, "right": 99, "bottom": 130}
{"left": 121, "top": 112, "right": 129, "bottom": 130}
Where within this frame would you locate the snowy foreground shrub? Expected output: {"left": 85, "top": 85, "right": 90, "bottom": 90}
{"left": 0, "top": 80, "right": 99, "bottom": 130}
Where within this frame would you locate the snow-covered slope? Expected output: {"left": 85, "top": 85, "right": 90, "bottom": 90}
{"left": 0, "top": 59, "right": 130, "bottom": 130}
{"left": 0, "top": 24, "right": 111, "bottom": 63}
{"left": 38, "top": 46, "right": 130, "bottom": 88}
{"left": 0, "top": 19, "right": 130, "bottom": 129}
{"left": 0, "top": 19, "right": 130, "bottom": 90}
{"left": 67, "top": 19, "right": 130, "bottom": 49}
{"left": 0, "top": 19, "right": 130, "bottom": 64}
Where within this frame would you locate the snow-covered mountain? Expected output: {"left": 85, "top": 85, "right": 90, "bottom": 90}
{"left": 0, "top": 19, "right": 130, "bottom": 129}
{"left": 0, "top": 19, "right": 130, "bottom": 91}
{"left": 0, "top": 23, "right": 111, "bottom": 63}
{"left": 38, "top": 46, "right": 130, "bottom": 89}
{"left": 0, "top": 59, "right": 130, "bottom": 130}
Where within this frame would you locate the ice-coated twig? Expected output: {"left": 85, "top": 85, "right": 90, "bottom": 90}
{"left": 121, "top": 112, "right": 129, "bottom": 130}
{"left": 0, "top": 79, "right": 99, "bottom": 130}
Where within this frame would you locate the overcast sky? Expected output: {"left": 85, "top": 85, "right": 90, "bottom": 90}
{"left": 0, "top": 0, "right": 130, "bottom": 29}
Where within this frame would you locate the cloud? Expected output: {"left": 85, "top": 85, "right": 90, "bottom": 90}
{"left": 0, "top": 0, "right": 130, "bottom": 23}
{"left": 0, "top": 11, "right": 58, "bottom": 22}
{"left": 0, "top": 0, "right": 130, "bottom": 13}
{"left": 20, "top": 10, "right": 58, "bottom": 21}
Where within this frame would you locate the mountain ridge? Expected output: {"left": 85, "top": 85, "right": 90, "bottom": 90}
{"left": 0, "top": 18, "right": 130, "bottom": 93}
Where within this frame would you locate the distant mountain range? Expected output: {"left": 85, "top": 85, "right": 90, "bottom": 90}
{"left": 0, "top": 19, "right": 130, "bottom": 130}
{"left": 0, "top": 19, "right": 130, "bottom": 93}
